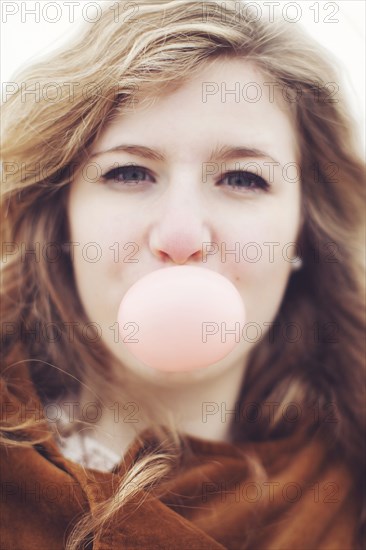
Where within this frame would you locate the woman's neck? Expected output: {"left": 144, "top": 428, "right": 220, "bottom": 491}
{"left": 75, "top": 357, "right": 248, "bottom": 457}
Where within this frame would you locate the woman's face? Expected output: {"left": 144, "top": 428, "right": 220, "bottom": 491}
{"left": 67, "top": 58, "right": 302, "bottom": 387}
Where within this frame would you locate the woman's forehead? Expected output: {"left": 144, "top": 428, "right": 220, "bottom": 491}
{"left": 125, "top": 57, "right": 287, "bottom": 107}
{"left": 93, "top": 58, "right": 299, "bottom": 159}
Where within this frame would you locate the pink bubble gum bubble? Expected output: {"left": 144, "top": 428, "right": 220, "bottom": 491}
{"left": 117, "top": 266, "right": 246, "bottom": 372}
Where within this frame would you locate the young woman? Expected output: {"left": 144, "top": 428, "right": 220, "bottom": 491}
{"left": 1, "top": 1, "right": 365, "bottom": 549}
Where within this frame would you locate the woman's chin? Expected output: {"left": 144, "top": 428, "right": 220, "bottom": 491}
{"left": 108, "top": 342, "right": 248, "bottom": 389}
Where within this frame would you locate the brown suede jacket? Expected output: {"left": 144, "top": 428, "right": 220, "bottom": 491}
{"left": 0, "top": 363, "right": 362, "bottom": 549}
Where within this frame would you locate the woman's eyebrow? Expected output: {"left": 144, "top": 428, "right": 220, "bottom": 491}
{"left": 208, "top": 144, "right": 281, "bottom": 167}
{"left": 90, "top": 143, "right": 281, "bottom": 167}
{"left": 91, "top": 144, "right": 165, "bottom": 162}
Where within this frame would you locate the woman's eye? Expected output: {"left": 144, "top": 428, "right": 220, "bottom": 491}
{"left": 100, "top": 166, "right": 269, "bottom": 192}
{"left": 101, "top": 165, "right": 155, "bottom": 185}
{"left": 219, "top": 171, "right": 269, "bottom": 192}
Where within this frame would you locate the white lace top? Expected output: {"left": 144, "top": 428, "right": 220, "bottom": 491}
{"left": 48, "top": 400, "right": 122, "bottom": 472}
{"left": 55, "top": 430, "right": 122, "bottom": 472}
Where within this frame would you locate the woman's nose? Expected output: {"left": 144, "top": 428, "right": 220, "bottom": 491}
{"left": 149, "top": 185, "right": 212, "bottom": 265}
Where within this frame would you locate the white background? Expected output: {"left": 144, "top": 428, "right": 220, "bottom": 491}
{"left": 1, "top": 1, "right": 365, "bottom": 146}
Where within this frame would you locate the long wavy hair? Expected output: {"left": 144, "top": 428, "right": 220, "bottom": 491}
{"left": 1, "top": 1, "right": 365, "bottom": 548}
